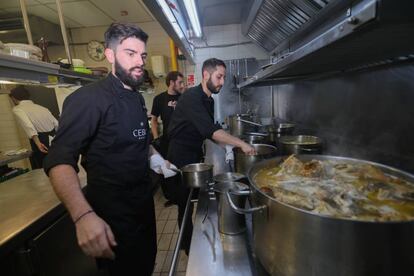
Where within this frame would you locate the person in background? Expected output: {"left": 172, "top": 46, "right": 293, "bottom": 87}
{"left": 10, "top": 86, "right": 58, "bottom": 169}
{"left": 151, "top": 71, "right": 185, "bottom": 207}
{"left": 43, "top": 23, "right": 175, "bottom": 276}
{"left": 167, "top": 58, "right": 256, "bottom": 254}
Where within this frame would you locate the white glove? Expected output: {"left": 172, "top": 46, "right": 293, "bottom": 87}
{"left": 225, "top": 144, "right": 234, "bottom": 163}
{"left": 150, "top": 154, "right": 178, "bottom": 178}
{"left": 161, "top": 162, "right": 178, "bottom": 178}
{"left": 149, "top": 154, "right": 164, "bottom": 174}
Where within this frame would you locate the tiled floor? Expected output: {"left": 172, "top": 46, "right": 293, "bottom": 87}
{"left": 152, "top": 189, "right": 189, "bottom": 276}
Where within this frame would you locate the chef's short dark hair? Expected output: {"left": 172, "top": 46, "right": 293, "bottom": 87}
{"left": 104, "top": 22, "right": 148, "bottom": 49}
{"left": 202, "top": 58, "right": 226, "bottom": 74}
{"left": 166, "top": 71, "right": 184, "bottom": 86}
{"left": 10, "top": 86, "right": 30, "bottom": 101}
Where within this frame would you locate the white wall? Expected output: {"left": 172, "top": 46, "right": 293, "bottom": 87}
{"left": 47, "top": 21, "right": 175, "bottom": 111}
{"left": 192, "top": 24, "right": 268, "bottom": 83}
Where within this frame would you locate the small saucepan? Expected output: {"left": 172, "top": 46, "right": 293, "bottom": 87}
{"left": 171, "top": 163, "right": 214, "bottom": 188}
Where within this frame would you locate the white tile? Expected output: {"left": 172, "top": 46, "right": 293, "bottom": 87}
{"left": 158, "top": 234, "right": 173, "bottom": 251}
{"left": 161, "top": 251, "right": 174, "bottom": 272}
{"left": 153, "top": 251, "right": 167, "bottom": 273}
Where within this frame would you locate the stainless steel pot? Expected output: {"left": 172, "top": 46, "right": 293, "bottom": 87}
{"left": 233, "top": 144, "right": 277, "bottom": 175}
{"left": 173, "top": 163, "right": 213, "bottom": 188}
{"left": 259, "top": 123, "right": 295, "bottom": 145}
{"left": 214, "top": 181, "right": 249, "bottom": 235}
{"left": 227, "top": 155, "right": 414, "bottom": 276}
{"left": 279, "top": 135, "right": 322, "bottom": 155}
{"left": 227, "top": 114, "right": 257, "bottom": 136}
{"left": 241, "top": 132, "right": 270, "bottom": 145}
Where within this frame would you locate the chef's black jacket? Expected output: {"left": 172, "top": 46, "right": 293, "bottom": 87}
{"left": 167, "top": 84, "right": 221, "bottom": 166}
{"left": 43, "top": 73, "right": 156, "bottom": 275}
{"left": 166, "top": 84, "right": 221, "bottom": 254}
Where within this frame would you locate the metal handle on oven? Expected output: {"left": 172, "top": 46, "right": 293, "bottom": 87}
{"left": 168, "top": 188, "right": 194, "bottom": 276}
{"left": 226, "top": 190, "right": 266, "bottom": 214}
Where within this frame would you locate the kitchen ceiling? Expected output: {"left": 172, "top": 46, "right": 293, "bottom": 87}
{"left": 0, "top": 0, "right": 154, "bottom": 28}
{"left": 197, "top": 0, "right": 253, "bottom": 27}
{"left": 0, "top": 0, "right": 252, "bottom": 29}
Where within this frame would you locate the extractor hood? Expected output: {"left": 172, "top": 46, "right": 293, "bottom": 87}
{"left": 239, "top": 0, "right": 414, "bottom": 88}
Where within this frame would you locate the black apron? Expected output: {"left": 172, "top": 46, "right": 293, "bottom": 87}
{"left": 85, "top": 91, "right": 156, "bottom": 276}
{"left": 29, "top": 129, "right": 55, "bottom": 169}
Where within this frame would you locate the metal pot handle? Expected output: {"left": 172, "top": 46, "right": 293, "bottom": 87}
{"left": 170, "top": 167, "right": 182, "bottom": 174}
{"left": 225, "top": 190, "right": 267, "bottom": 214}
{"left": 299, "top": 147, "right": 320, "bottom": 153}
{"left": 237, "top": 118, "right": 263, "bottom": 127}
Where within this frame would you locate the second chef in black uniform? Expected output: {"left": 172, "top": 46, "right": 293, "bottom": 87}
{"left": 43, "top": 23, "right": 171, "bottom": 276}
{"left": 167, "top": 58, "right": 256, "bottom": 254}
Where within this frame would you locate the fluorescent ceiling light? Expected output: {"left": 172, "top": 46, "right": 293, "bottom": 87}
{"left": 183, "top": 0, "right": 202, "bottom": 37}
{"left": 0, "top": 79, "right": 40, "bottom": 85}
{"left": 157, "top": 0, "right": 185, "bottom": 39}
{"left": 0, "top": 80, "right": 18, "bottom": 84}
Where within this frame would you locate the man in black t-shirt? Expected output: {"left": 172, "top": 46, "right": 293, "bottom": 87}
{"left": 151, "top": 71, "right": 185, "bottom": 206}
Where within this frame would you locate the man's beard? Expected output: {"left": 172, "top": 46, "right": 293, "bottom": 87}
{"left": 114, "top": 59, "right": 144, "bottom": 89}
{"left": 207, "top": 77, "right": 221, "bottom": 94}
{"left": 173, "top": 85, "right": 182, "bottom": 94}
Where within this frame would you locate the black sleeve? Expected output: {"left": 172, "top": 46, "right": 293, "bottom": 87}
{"left": 151, "top": 94, "right": 161, "bottom": 117}
{"left": 181, "top": 94, "right": 222, "bottom": 139}
{"left": 43, "top": 88, "right": 102, "bottom": 175}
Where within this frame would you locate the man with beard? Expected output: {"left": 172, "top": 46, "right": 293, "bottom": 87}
{"left": 167, "top": 58, "right": 255, "bottom": 254}
{"left": 43, "top": 23, "right": 173, "bottom": 275}
{"left": 151, "top": 71, "right": 185, "bottom": 207}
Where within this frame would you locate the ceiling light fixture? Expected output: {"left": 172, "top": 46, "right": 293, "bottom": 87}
{"left": 182, "top": 0, "right": 202, "bottom": 38}
{"left": 156, "top": 0, "right": 185, "bottom": 39}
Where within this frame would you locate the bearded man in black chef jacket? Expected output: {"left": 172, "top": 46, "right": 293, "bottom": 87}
{"left": 44, "top": 23, "right": 174, "bottom": 276}
{"left": 167, "top": 58, "right": 256, "bottom": 255}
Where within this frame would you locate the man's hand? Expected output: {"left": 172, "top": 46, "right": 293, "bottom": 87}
{"left": 241, "top": 142, "right": 256, "bottom": 155}
{"left": 32, "top": 135, "right": 48, "bottom": 153}
{"left": 36, "top": 142, "right": 48, "bottom": 153}
{"left": 75, "top": 213, "right": 117, "bottom": 260}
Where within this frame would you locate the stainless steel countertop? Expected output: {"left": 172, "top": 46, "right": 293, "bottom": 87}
{"left": 185, "top": 139, "right": 269, "bottom": 276}
{"left": 0, "top": 169, "right": 86, "bottom": 251}
{"left": 0, "top": 151, "right": 32, "bottom": 166}
{"left": 186, "top": 188, "right": 255, "bottom": 276}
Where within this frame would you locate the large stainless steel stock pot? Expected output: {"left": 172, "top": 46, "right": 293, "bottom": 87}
{"left": 227, "top": 155, "right": 414, "bottom": 276}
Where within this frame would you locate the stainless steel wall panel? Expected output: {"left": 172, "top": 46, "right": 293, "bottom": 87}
{"left": 272, "top": 63, "right": 414, "bottom": 173}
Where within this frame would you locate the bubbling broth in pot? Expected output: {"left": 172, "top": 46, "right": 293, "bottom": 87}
{"left": 253, "top": 155, "right": 414, "bottom": 221}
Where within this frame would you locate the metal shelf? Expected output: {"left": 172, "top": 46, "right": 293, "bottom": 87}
{"left": 0, "top": 53, "right": 101, "bottom": 85}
